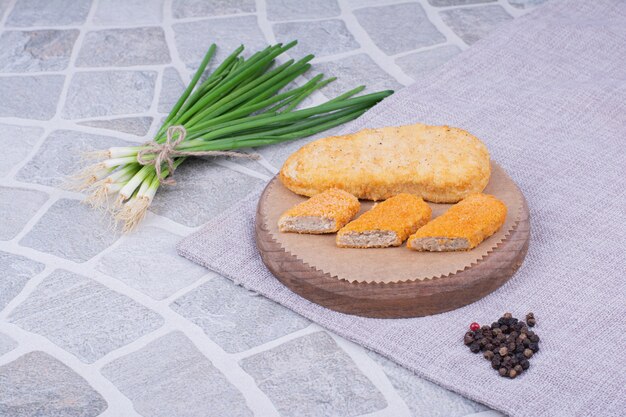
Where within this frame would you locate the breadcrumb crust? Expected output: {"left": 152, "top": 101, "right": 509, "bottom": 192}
{"left": 408, "top": 193, "right": 507, "bottom": 251}
{"left": 337, "top": 194, "right": 432, "bottom": 247}
{"left": 278, "top": 188, "right": 360, "bottom": 234}
{"left": 279, "top": 123, "right": 491, "bottom": 203}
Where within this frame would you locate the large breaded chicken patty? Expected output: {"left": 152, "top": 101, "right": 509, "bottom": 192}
{"left": 279, "top": 123, "right": 491, "bottom": 203}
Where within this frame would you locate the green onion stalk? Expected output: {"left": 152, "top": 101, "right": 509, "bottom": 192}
{"left": 72, "top": 41, "right": 393, "bottom": 232}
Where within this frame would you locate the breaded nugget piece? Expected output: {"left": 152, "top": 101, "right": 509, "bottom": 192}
{"left": 278, "top": 188, "right": 360, "bottom": 234}
{"left": 407, "top": 193, "right": 507, "bottom": 251}
{"left": 280, "top": 123, "right": 490, "bottom": 203}
{"left": 337, "top": 194, "right": 432, "bottom": 248}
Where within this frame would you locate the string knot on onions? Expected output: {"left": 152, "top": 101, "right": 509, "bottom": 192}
{"left": 136, "top": 125, "right": 257, "bottom": 185}
{"left": 69, "top": 41, "right": 393, "bottom": 233}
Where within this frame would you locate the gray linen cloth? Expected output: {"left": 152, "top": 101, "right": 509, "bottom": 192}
{"left": 178, "top": 1, "right": 626, "bottom": 415}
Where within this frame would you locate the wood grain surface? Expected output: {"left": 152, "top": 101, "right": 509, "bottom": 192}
{"left": 255, "top": 178, "right": 530, "bottom": 319}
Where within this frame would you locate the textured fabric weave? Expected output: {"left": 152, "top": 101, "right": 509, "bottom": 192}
{"left": 178, "top": 1, "right": 626, "bottom": 415}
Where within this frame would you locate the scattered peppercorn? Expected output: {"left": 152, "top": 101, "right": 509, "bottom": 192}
{"left": 463, "top": 312, "right": 540, "bottom": 379}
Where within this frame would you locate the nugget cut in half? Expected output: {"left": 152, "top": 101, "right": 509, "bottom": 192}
{"left": 278, "top": 188, "right": 360, "bottom": 234}
{"left": 337, "top": 194, "right": 432, "bottom": 248}
{"left": 407, "top": 193, "right": 507, "bottom": 251}
{"left": 280, "top": 123, "right": 490, "bottom": 203}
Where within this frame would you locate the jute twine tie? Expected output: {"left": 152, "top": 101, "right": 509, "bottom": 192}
{"left": 136, "top": 125, "right": 259, "bottom": 185}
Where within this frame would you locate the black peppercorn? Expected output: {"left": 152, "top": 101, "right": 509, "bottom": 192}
{"left": 520, "top": 359, "right": 530, "bottom": 370}
{"left": 464, "top": 312, "right": 539, "bottom": 379}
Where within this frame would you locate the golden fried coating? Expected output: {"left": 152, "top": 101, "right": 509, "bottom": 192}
{"left": 279, "top": 123, "right": 490, "bottom": 203}
{"left": 337, "top": 194, "right": 432, "bottom": 248}
{"left": 278, "top": 188, "right": 360, "bottom": 234}
{"left": 407, "top": 193, "right": 507, "bottom": 251}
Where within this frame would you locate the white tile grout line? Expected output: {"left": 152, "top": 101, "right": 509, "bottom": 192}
{"left": 419, "top": 0, "right": 470, "bottom": 49}
{"left": 326, "top": 325, "right": 413, "bottom": 417}
{"left": 337, "top": 1, "right": 414, "bottom": 86}
{"left": 0, "top": 233, "right": 280, "bottom": 416}
{"left": 0, "top": 1, "right": 541, "bottom": 416}
{"left": 0, "top": 0, "right": 15, "bottom": 28}
{"left": 0, "top": 322, "right": 143, "bottom": 417}
{"left": 0, "top": 12, "right": 259, "bottom": 32}
{"left": 497, "top": 0, "right": 529, "bottom": 18}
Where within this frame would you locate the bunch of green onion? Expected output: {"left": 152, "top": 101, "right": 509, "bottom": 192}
{"left": 73, "top": 41, "right": 393, "bottom": 232}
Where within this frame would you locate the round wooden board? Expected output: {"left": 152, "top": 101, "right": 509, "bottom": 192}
{"left": 255, "top": 179, "right": 530, "bottom": 319}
